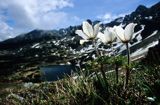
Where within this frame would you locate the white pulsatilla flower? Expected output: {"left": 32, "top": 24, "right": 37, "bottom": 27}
{"left": 97, "top": 27, "right": 116, "bottom": 44}
{"left": 114, "top": 23, "right": 137, "bottom": 43}
{"left": 75, "top": 21, "right": 100, "bottom": 45}
{"left": 114, "top": 23, "right": 137, "bottom": 88}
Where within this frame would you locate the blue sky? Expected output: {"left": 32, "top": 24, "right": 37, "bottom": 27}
{"left": 69, "top": 0, "right": 159, "bottom": 20}
{"left": 0, "top": 0, "right": 159, "bottom": 41}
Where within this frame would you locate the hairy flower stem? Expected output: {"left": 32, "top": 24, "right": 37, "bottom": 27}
{"left": 93, "top": 40, "right": 100, "bottom": 56}
{"left": 115, "top": 64, "right": 119, "bottom": 84}
{"left": 111, "top": 43, "right": 119, "bottom": 84}
{"left": 125, "top": 43, "right": 130, "bottom": 88}
{"left": 93, "top": 40, "right": 107, "bottom": 84}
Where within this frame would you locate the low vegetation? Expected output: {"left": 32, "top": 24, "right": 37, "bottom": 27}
{"left": 0, "top": 56, "right": 160, "bottom": 105}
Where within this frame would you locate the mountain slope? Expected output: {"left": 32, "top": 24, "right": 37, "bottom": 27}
{"left": 0, "top": 2, "right": 160, "bottom": 76}
{"left": 0, "top": 2, "right": 160, "bottom": 50}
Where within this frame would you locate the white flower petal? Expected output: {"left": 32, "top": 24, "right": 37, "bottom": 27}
{"left": 82, "top": 21, "right": 94, "bottom": 38}
{"left": 75, "top": 30, "right": 89, "bottom": 40}
{"left": 97, "top": 32, "right": 110, "bottom": 44}
{"left": 104, "top": 28, "right": 112, "bottom": 42}
{"left": 93, "top": 23, "right": 100, "bottom": 37}
{"left": 112, "top": 26, "right": 119, "bottom": 41}
{"left": 97, "top": 32, "right": 105, "bottom": 43}
{"left": 98, "top": 27, "right": 117, "bottom": 44}
{"left": 114, "top": 26, "right": 125, "bottom": 42}
{"left": 124, "top": 23, "right": 137, "bottom": 41}
{"left": 108, "top": 27, "right": 116, "bottom": 42}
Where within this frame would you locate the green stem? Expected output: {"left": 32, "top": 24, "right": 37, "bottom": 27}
{"left": 126, "top": 43, "right": 130, "bottom": 66}
{"left": 110, "top": 43, "right": 114, "bottom": 56}
{"left": 115, "top": 64, "right": 119, "bottom": 84}
{"left": 111, "top": 43, "right": 118, "bottom": 84}
{"left": 125, "top": 43, "right": 130, "bottom": 87}
{"left": 100, "top": 63, "right": 107, "bottom": 83}
{"left": 93, "top": 39, "right": 100, "bottom": 56}
{"left": 93, "top": 40, "right": 107, "bottom": 84}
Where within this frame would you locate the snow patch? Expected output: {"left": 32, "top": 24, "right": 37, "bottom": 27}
{"left": 31, "top": 43, "right": 40, "bottom": 48}
{"left": 145, "top": 16, "right": 153, "bottom": 20}
{"left": 131, "top": 40, "right": 159, "bottom": 58}
{"left": 145, "top": 30, "right": 158, "bottom": 39}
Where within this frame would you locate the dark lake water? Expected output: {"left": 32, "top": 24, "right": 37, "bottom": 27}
{"left": 40, "top": 65, "right": 74, "bottom": 81}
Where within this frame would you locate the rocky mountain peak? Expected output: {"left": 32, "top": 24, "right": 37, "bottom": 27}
{"left": 135, "top": 5, "right": 148, "bottom": 13}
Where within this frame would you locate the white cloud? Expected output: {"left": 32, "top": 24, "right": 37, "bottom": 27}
{"left": 0, "top": 0, "right": 80, "bottom": 41}
{"left": 97, "top": 13, "right": 128, "bottom": 23}
{"left": 0, "top": 18, "right": 14, "bottom": 41}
